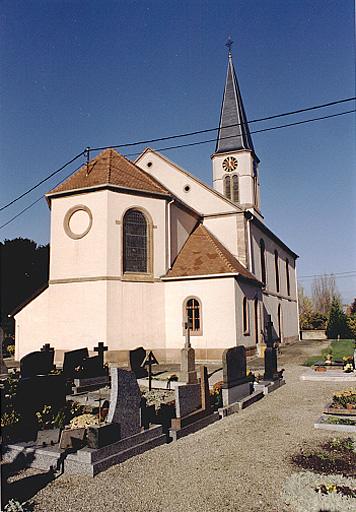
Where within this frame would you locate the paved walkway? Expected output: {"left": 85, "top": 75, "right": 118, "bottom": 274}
{"left": 28, "top": 351, "right": 352, "bottom": 512}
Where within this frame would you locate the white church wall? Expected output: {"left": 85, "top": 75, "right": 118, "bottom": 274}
{"left": 170, "top": 203, "right": 199, "bottom": 264}
{"left": 106, "top": 191, "right": 167, "bottom": 277}
{"left": 136, "top": 150, "right": 236, "bottom": 216}
{"left": 164, "top": 277, "right": 237, "bottom": 361}
{"left": 106, "top": 280, "right": 166, "bottom": 353}
{"left": 203, "top": 214, "right": 239, "bottom": 258}
{"left": 50, "top": 191, "right": 110, "bottom": 281}
{"left": 234, "top": 279, "right": 262, "bottom": 350}
{"left": 15, "top": 280, "right": 108, "bottom": 361}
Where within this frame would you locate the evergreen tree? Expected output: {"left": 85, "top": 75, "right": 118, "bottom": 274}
{"left": 326, "top": 297, "right": 351, "bottom": 339}
{"left": 350, "top": 298, "right": 356, "bottom": 315}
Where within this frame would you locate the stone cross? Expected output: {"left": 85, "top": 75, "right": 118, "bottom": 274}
{"left": 94, "top": 341, "right": 108, "bottom": 367}
{"left": 143, "top": 351, "right": 159, "bottom": 391}
{"left": 183, "top": 321, "right": 191, "bottom": 349}
{"left": 41, "top": 343, "right": 54, "bottom": 353}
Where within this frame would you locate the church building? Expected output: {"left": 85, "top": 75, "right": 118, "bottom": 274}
{"left": 14, "top": 48, "right": 299, "bottom": 363}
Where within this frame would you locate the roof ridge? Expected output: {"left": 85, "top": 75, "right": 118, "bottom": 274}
{"left": 108, "top": 148, "right": 113, "bottom": 182}
{"left": 200, "top": 226, "right": 236, "bottom": 272}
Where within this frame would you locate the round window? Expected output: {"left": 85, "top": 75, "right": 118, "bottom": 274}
{"left": 64, "top": 205, "right": 93, "bottom": 239}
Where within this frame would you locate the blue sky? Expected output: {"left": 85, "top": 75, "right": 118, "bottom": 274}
{"left": 0, "top": 0, "right": 355, "bottom": 302}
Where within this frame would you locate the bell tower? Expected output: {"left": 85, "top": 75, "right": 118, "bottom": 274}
{"left": 211, "top": 39, "right": 261, "bottom": 214}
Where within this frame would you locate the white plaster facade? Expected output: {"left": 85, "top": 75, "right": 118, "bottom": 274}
{"left": 14, "top": 52, "right": 299, "bottom": 363}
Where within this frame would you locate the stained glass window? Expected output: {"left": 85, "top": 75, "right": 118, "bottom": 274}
{"left": 224, "top": 175, "right": 231, "bottom": 200}
{"left": 123, "top": 209, "right": 147, "bottom": 273}
{"left": 232, "top": 175, "right": 239, "bottom": 203}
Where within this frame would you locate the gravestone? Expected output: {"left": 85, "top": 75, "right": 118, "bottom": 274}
{"left": 264, "top": 316, "right": 279, "bottom": 381}
{"left": 0, "top": 328, "right": 8, "bottom": 375}
{"left": 94, "top": 341, "right": 108, "bottom": 367}
{"left": 223, "top": 346, "right": 247, "bottom": 387}
{"left": 129, "top": 347, "right": 148, "bottom": 378}
{"left": 222, "top": 346, "right": 252, "bottom": 406}
{"left": 107, "top": 368, "right": 142, "bottom": 439}
{"left": 20, "top": 350, "right": 54, "bottom": 378}
{"left": 63, "top": 348, "right": 89, "bottom": 378}
{"left": 175, "top": 383, "right": 201, "bottom": 418}
{"left": 200, "top": 365, "right": 212, "bottom": 413}
{"left": 180, "top": 347, "right": 197, "bottom": 384}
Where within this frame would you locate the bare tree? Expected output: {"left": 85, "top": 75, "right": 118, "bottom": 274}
{"left": 311, "top": 274, "right": 341, "bottom": 316}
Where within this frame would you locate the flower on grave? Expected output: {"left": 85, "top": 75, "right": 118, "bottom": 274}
{"left": 69, "top": 413, "right": 100, "bottom": 429}
{"left": 343, "top": 363, "right": 353, "bottom": 373}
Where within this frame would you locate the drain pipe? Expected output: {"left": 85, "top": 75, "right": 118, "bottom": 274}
{"left": 167, "top": 199, "right": 174, "bottom": 270}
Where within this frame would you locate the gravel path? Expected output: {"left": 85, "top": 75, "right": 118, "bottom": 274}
{"left": 28, "top": 361, "right": 354, "bottom": 512}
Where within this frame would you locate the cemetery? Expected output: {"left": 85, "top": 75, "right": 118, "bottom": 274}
{"left": 2, "top": 327, "right": 356, "bottom": 511}
{"left": 1, "top": 318, "right": 286, "bottom": 479}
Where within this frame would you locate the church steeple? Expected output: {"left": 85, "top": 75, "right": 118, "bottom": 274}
{"left": 211, "top": 40, "right": 261, "bottom": 214}
{"left": 215, "top": 43, "right": 255, "bottom": 155}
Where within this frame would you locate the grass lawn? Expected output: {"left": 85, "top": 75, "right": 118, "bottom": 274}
{"left": 303, "top": 339, "right": 355, "bottom": 366}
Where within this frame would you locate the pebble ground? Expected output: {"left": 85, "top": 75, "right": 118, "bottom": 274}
{"left": 8, "top": 341, "right": 356, "bottom": 511}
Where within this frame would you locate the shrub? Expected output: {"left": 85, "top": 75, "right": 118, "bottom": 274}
{"left": 332, "top": 388, "right": 356, "bottom": 408}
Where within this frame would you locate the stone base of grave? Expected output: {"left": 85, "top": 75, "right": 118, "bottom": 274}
{"left": 218, "top": 390, "right": 264, "bottom": 418}
{"left": 300, "top": 369, "right": 356, "bottom": 382}
{"left": 314, "top": 415, "right": 356, "bottom": 433}
{"left": 169, "top": 411, "right": 219, "bottom": 441}
{"left": 72, "top": 375, "right": 110, "bottom": 394}
{"left": 254, "top": 378, "right": 286, "bottom": 395}
{"left": 3, "top": 425, "right": 166, "bottom": 477}
{"left": 222, "top": 381, "right": 252, "bottom": 407}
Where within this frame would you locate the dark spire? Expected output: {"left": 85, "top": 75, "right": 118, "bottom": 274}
{"left": 215, "top": 46, "right": 255, "bottom": 155}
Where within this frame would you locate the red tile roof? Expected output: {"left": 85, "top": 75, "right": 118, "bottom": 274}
{"left": 166, "top": 224, "right": 260, "bottom": 281}
{"left": 47, "top": 148, "right": 169, "bottom": 196}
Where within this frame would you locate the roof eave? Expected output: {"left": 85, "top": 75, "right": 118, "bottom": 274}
{"left": 46, "top": 183, "right": 171, "bottom": 202}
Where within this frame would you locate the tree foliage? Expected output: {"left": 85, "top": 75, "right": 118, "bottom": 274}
{"left": 311, "top": 274, "right": 340, "bottom": 316}
{"left": 0, "top": 238, "right": 49, "bottom": 334}
{"left": 326, "top": 297, "right": 352, "bottom": 339}
{"left": 298, "top": 285, "right": 327, "bottom": 329}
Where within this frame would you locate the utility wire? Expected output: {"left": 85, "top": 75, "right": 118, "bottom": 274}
{"left": 125, "top": 109, "right": 356, "bottom": 157}
{"left": 0, "top": 106, "right": 355, "bottom": 223}
{"left": 299, "top": 271, "right": 356, "bottom": 279}
{"left": 0, "top": 150, "right": 85, "bottom": 213}
{"left": 0, "top": 163, "right": 84, "bottom": 231}
{"left": 1, "top": 98, "right": 354, "bottom": 214}
{"left": 91, "top": 96, "right": 356, "bottom": 152}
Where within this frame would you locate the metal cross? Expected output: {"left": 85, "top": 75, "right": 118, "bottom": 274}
{"left": 225, "top": 36, "right": 234, "bottom": 54}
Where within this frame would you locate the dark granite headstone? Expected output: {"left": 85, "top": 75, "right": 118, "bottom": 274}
{"left": 81, "top": 355, "right": 106, "bottom": 378}
{"left": 222, "top": 346, "right": 247, "bottom": 388}
{"left": 62, "top": 348, "right": 89, "bottom": 378}
{"left": 129, "top": 347, "right": 148, "bottom": 378}
{"left": 16, "top": 374, "right": 66, "bottom": 420}
{"left": 20, "top": 350, "right": 54, "bottom": 378}
{"left": 264, "top": 315, "right": 279, "bottom": 381}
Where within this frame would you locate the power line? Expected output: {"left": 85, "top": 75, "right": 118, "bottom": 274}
{"left": 0, "top": 163, "right": 84, "bottom": 231}
{"left": 125, "top": 109, "right": 356, "bottom": 157}
{"left": 90, "top": 96, "right": 356, "bottom": 152}
{"left": 0, "top": 150, "right": 85, "bottom": 213}
{"left": 299, "top": 271, "right": 356, "bottom": 279}
{"left": 1, "top": 98, "right": 354, "bottom": 215}
{"left": 0, "top": 107, "right": 354, "bottom": 226}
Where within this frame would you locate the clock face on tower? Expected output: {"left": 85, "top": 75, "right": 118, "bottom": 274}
{"left": 222, "top": 156, "right": 238, "bottom": 172}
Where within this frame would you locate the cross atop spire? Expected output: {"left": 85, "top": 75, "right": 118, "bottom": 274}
{"left": 225, "top": 36, "right": 233, "bottom": 55}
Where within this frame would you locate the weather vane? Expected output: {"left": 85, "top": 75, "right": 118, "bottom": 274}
{"left": 225, "top": 36, "right": 233, "bottom": 54}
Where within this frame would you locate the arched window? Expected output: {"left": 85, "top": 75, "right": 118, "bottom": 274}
{"left": 243, "top": 297, "right": 249, "bottom": 334}
{"left": 260, "top": 239, "right": 266, "bottom": 285}
{"left": 286, "top": 258, "right": 290, "bottom": 296}
{"left": 274, "top": 250, "right": 280, "bottom": 293}
{"left": 123, "top": 209, "right": 148, "bottom": 273}
{"left": 184, "top": 297, "right": 202, "bottom": 335}
{"left": 232, "top": 175, "right": 239, "bottom": 203}
{"left": 224, "top": 176, "right": 231, "bottom": 200}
